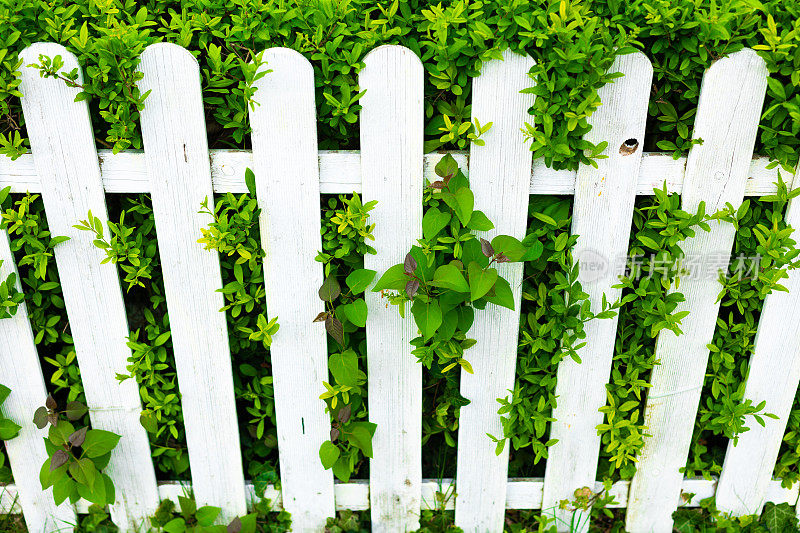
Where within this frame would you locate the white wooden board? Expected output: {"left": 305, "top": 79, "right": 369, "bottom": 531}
{"left": 136, "top": 43, "right": 246, "bottom": 522}
{"left": 716, "top": 163, "right": 800, "bottom": 516}
{"left": 0, "top": 150, "right": 788, "bottom": 197}
{"left": 542, "top": 52, "right": 653, "bottom": 532}
{"left": 19, "top": 42, "right": 159, "bottom": 529}
{"left": 359, "top": 44, "right": 424, "bottom": 532}
{"left": 249, "top": 47, "right": 335, "bottom": 530}
{"left": 0, "top": 230, "right": 77, "bottom": 532}
{"left": 626, "top": 48, "right": 768, "bottom": 533}
{"left": 454, "top": 49, "right": 535, "bottom": 531}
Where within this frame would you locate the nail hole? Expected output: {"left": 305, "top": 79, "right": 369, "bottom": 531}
{"left": 619, "top": 138, "right": 639, "bottom": 156}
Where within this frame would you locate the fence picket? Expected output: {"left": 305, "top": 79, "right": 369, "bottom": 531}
{"left": 18, "top": 43, "right": 159, "bottom": 529}
{"left": 0, "top": 231, "right": 76, "bottom": 532}
{"left": 453, "top": 49, "right": 535, "bottom": 531}
{"left": 626, "top": 48, "right": 768, "bottom": 533}
{"left": 137, "top": 43, "right": 246, "bottom": 521}
{"left": 542, "top": 52, "right": 653, "bottom": 532}
{"left": 248, "top": 47, "right": 335, "bottom": 529}
{"left": 715, "top": 165, "right": 800, "bottom": 516}
{"left": 359, "top": 45, "right": 424, "bottom": 531}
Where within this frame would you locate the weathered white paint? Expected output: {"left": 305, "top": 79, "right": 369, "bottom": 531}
{"left": 359, "top": 44, "right": 424, "bottom": 531}
{"left": 136, "top": 43, "right": 246, "bottom": 521}
{"left": 626, "top": 48, "right": 769, "bottom": 533}
{"left": 0, "top": 150, "right": 788, "bottom": 196}
{"left": 249, "top": 47, "right": 335, "bottom": 529}
{"left": 18, "top": 43, "right": 159, "bottom": 529}
{"left": 716, "top": 164, "right": 800, "bottom": 517}
{"left": 543, "top": 53, "right": 653, "bottom": 532}
{"left": 5, "top": 477, "right": 794, "bottom": 516}
{"left": 0, "top": 231, "right": 76, "bottom": 532}
{"left": 454, "top": 49, "right": 535, "bottom": 531}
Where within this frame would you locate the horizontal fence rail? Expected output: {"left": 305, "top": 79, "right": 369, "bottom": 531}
{"left": 0, "top": 150, "right": 791, "bottom": 197}
{"left": 3, "top": 478, "right": 798, "bottom": 515}
{"left": 1, "top": 40, "right": 799, "bottom": 533}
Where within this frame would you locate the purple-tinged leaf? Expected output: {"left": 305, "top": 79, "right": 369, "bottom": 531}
{"left": 330, "top": 427, "right": 340, "bottom": 442}
{"left": 337, "top": 404, "right": 352, "bottom": 424}
{"left": 227, "top": 517, "right": 242, "bottom": 533}
{"left": 68, "top": 427, "right": 88, "bottom": 448}
{"left": 65, "top": 401, "right": 88, "bottom": 421}
{"left": 33, "top": 406, "right": 48, "bottom": 429}
{"left": 405, "top": 278, "right": 420, "bottom": 299}
{"left": 318, "top": 275, "right": 341, "bottom": 302}
{"left": 325, "top": 315, "right": 344, "bottom": 346}
{"left": 50, "top": 449, "right": 69, "bottom": 471}
{"left": 404, "top": 253, "right": 417, "bottom": 275}
{"left": 45, "top": 394, "right": 57, "bottom": 410}
{"left": 480, "top": 238, "right": 494, "bottom": 258}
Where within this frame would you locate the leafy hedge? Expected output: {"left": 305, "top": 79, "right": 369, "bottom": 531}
{"left": 1, "top": 0, "right": 800, "bottom": 171}
{"left": 2, "top": 0, "right": 800, "bottom": 524}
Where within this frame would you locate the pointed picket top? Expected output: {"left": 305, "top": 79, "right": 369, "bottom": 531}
{"left": 249, "top": 46, "right": 335, "bottom": 529}
{"left": 543, "top": 51, "right": 653, "bottom": 533}
{"left": 137, "top": 41, "right": 246, "bottom": 522}
{"left": 360, "top": 44, "right": 424, "bottom": 532}
{"left": 19, "top": 42, "right": 159, "bottom": 529}
{"left": 627, "top": 48, "right": 768, "bottom": 533}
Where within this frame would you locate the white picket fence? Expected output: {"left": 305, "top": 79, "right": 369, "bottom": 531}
{"left": 0, "top": 41, "right": 798, "bottom": 533}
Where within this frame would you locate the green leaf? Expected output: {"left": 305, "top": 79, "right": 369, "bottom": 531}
{"left": 329, "top": 350, "right": 363, "bottom": 388}
{"left": 48, "top": 421, "right": 75, "bottom": 447}
{"left": 196, "top": 506, "right": 222, "bottom": 527}
{"left": 347, "top": 422, "right": 376, "bottom": 458}
{"left": 0, "top": 418, "right": 21, "bottom": 440}
{"left": 163, "top": 518, "right": 187, "bottom": 533}
{"left": 411, "top": 299, "right": 442, "bottom": 340}
{"left": 452, "top": 187, "right": 474, "bottom": 225}
{"left": 372, "top": 264, "right": 407, "bottom": 292}
{"left": 345, "top": 269, "right": 376, "bottom": 294}
{"left": 422, "top": 207, "right": 451, "bottom": 240}
{"left": 486, "top": 276, "right": 514, "bottom": 310}
{"left": 0, "top": 384, "right": 10, "bottom": 404}
{"left": 467, "top": 210, "right": 494, "bottom": 231}
{"left": 244, "top": 168, "right": 256, "bottom": 196}
{"left": 468, "top": 262, "right": 498, "bottom": 301}
{"left": 343, "top": 298, "right": 368, "bottom": 327}
{"left": 80, "top": 430, "right": 121, "bottom": 458}
{"left": 434, "top": 153, "right": 458, "bottom": 178}
{"left": 318, "top": 275, "right": 341, "bottom": 302}
{"left": 491, "top": 235, "right": 527, "bottom": 262}
{"left": 69, "top": 457, "right": 97, "bottom": 490}
{"left": 430, "top": 264, "right": 470, "bottom": 293}
{"left": 319, "top": 440, "right": 340, "bottom": 469}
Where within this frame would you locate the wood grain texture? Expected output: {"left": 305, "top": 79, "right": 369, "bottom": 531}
{"left": 0, "top": 230, "right": 77, "bottom": 532}
{"left": 0, "top": 150, "right": 788, "bottom": 197}
{"left": 542, "top": 52, "right": 653, "bottom": 532}
{"left": 453, "top": 49, "right": 535, "bottom": 531}
{"left": 626, "top": 48, "right": 768, "bottom": 533}
{"left": 359, "top": 45, "right": 424, "bottom": 532}
{"left": 136, "top": 43, "right": 246, "bottom": 521}
{"left": 19, "top": 43, "right": 159, "bottom": 530}
{"left": 249, "top": 47, "right": 335, "bottom": 530}
{"left": 716, "top": 164, "right": 800, "bottom": 516}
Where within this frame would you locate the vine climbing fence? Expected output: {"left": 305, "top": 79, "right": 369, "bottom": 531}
{"left": 0, "top": 41, "right": 797, "bottom": 533}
